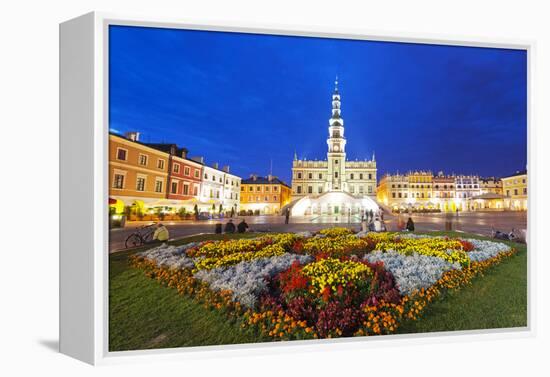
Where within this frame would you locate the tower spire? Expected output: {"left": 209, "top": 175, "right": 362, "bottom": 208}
{"left": 294, "top": 150, "right": 298, "bottom": 161}
{"left": 372, "top": 150, "right": 376, "bottom": 162}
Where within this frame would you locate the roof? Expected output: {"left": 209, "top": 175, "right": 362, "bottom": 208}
{"left": 501, "top": 169, "right": 527, "bottom": 179}
{"left": 109, "top": 132, "right": 238, "bottom": 177}
{"left": 241, "top": 176, "right": 290, "bottom": 188}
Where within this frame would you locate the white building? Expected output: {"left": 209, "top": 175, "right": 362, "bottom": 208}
{"left": 198, "top": 162, "right": 241, "bottom": 213}
{"left": 290, "top": 78, "right": 379, "bottom": 216}
{"left": 223, "top": 166, "right": 241, "bottom": 213}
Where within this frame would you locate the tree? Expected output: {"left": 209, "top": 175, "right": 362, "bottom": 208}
{"left": 219, "top": 204, "right": 223, "bottom": 214}
{"left": 155, "top": 207, "right": 165, "bottom": 221}
{"left": 194, "top": 204, "right": 199, "bottom": 220}
{"left": 177, "top": 207, "right": 187, "bottom": 220}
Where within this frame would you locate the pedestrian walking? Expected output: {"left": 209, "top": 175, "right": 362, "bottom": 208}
{"left": 285, "top": 208, "right": 290, "bottom": 224}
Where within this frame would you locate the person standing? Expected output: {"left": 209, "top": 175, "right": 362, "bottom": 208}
{"left": 285, "top": 208, "right": 290, "bottom": 224}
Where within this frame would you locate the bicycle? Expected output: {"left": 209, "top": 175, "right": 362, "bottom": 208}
{"left": 125, "top": 224, "right": 155, "bottom": 249}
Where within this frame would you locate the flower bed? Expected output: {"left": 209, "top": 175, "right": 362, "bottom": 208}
{"left": 129, "top": 229, "right": 517, "bottom": 341}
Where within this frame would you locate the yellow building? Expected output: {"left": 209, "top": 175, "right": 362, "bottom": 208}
{"left": 480, "top": 177, "right": 503, "bottom": 195}
{"left": 240, "top": 175, "right": 292, "bottom": 215}
{"left": 408, "top": 171, "right": 434, "bottom": 208}
{"left": 376, "top": 174, "right": 409, "bottom": 211}
{"left": 502, "top": 170, "right": 527, "bottom": 210}
{"left": 109, "top": 133, "right": 169, "bottom": 213}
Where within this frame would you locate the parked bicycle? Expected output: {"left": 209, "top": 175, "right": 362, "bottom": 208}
{"left": 125, "top": 224, "right": 155, "bottom": 249}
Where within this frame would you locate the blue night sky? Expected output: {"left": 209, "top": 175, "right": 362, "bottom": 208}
{"left": 109, "top": 25, "right": 527, "bottom": 184}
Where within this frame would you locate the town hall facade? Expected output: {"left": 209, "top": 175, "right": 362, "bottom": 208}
{"left": 290, "top": 78, "right": 379, "bottom": 216}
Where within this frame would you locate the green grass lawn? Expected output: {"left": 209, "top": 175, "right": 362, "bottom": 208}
{"left": 109, "top": 231, "right": 527, "bottom": 351}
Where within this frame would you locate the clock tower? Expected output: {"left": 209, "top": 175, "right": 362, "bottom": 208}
{"left": 326, "top": 77, "right": 347, "bottom": 192}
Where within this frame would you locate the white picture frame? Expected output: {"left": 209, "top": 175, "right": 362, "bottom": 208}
{"left": 59, "top": 11, "right": 535, "bottom": 365}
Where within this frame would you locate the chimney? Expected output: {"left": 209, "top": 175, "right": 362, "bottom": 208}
{"left": 212, "top": 162, "right": 219, "bottom": 169}
{"left": 125, "top": 131, "right": 140, "bottom": 142}
{"left": 190, "top": 156, "right": 204, "bottom": 164}
{"left": 181, "top": 148, "right": 188, "bottom": 159}
{"left": 222, "top": 165, "right": 230, "bottom": 173}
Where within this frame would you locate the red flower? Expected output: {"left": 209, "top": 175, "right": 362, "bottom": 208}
{"left": 322, "top": 286, "right": 331, "bottom": 302}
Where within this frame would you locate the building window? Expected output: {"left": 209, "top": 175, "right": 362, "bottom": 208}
{"left": 157, "top": 159, "right": 165, "bottom": 169}
{"left": 335, "top": 160, "right": 339, "bottom": 165}
{"left": 398, "top": 192, "right": 402, "bottom": 198}
{"left": 173, "top": 163, "right": 180, "bottom": 174}
{"left": 193, "top": 186, "right": 198, "bottom": 196}
{"left": 392, "top": 193, "right": 396, "bottom": 198}
{"left": 335, "top": 172, "right": 339, "bottom": 178}
{"left": 113, "top": 174, "right": 125, "bottom": 189}
{"left": 350, "top": 185, "right": 354, "bottom": 193}
{"left": 116, "top": 148, "right": 127, "bottom": 161}
{"left": 273, "top": 186, "right": 278, "bottom": 192}
{"left": 404, "top": 193, "right": 408, "bottom": 198}
{"left": 256, "top": 186, "right": 261, "bottom": 191}
{"left": 297, "top": 186, "right": 302, "bottom": 194}
{"left": 359, "top": 186, "right": 364, "bottom": 194}
{"left": 171, "top": 181, "right": 178, "bottom": 194}
{"left": 523, "top": 188, "right": 527, "bottom": 195}
{"left": 368, "top": 186, "right": 372, "bottom": 194}
{"left": 360, "top": 173, "right": 363, "bottom": 180}
{"left": 318, "top": 186, "right": 322, "bottom": 194}
{"left": 154, "top": 179, "right": 163, "bottom": 193}
{"left": 136, "top": 177, "right": 146, "bottom": 191}
{"left": 297, "top": 172, "right": 302, "bottom": 179}
{"left": 308, "top": 173, "right": 313, "bottom": 179}
{"left": 241, "top": 186, "right": 244, "bottom": 191}
{"left": 216, "top": 191, "right": 220, "bottom": 198}
{"left": 183, "top": 184, "right": 189, "bottom": 195}
{"left": 265, "top": 187, "right": 270, "bottom": 192}
{"left": 350, "top": 173, "right": 354, "bottom": 180}
{"left": 248, "top": 186, "right": 253, "bottom": 192}
{"left": 368, "top": 174, "right": 372, "bottom": 180}
{"left": 514, "top": 189, "right": 518, "bottom": 195}
{"left": 308, "top": 186, "right": 313, "bottom": 194}
{"left": 318, "top": 173, "right": 322, "bottom": 179}
{"left": 273, "top": 195, "right": 277, "bottom": 201}
{"left": 204, "top": 173, "right": 208, "bottom": 180}
{"left": 184, "top": 167, "right": 190, "bottom": 176}
{"left": 194, "top": 170, "right": 200, "bottom": 178}
{"left": 265, "top": 196, "right": 268, "bottom": 201}
{"left": 138, "top": 154, "right": 148, "bottom": 166}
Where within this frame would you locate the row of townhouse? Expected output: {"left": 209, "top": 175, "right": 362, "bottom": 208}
{"left": 109, "top": 132, "right": 241, "bottom": 218}
{"left": 377, "top": 170, "right": 527, "bottom": 212}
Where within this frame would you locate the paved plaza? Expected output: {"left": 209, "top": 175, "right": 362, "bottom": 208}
{"left": 109, "top": 211, "right": 527, "bottom": 252}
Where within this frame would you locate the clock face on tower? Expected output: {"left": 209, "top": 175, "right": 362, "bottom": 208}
{"left": 334, "top": 145, "right": 340, "bottom": 152}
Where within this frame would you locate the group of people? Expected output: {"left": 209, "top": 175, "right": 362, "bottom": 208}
{"left": 361, "top": 208, "right": 387, "bottom": 232}
{"left": 223, "top": 219, "right": 249, "bottom": 233}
